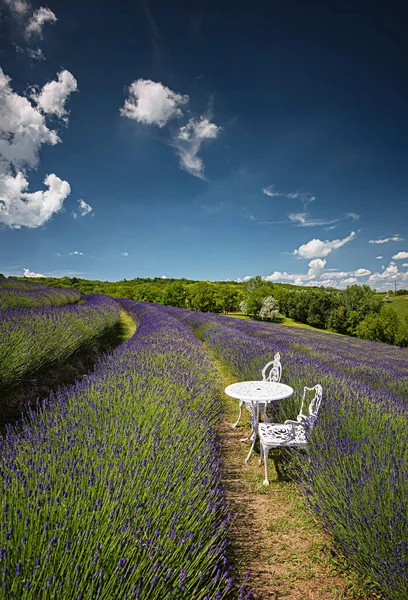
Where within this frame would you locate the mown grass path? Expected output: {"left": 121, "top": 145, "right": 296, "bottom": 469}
{"left": 209, "top": 355, "right": 373, "bottom": 600}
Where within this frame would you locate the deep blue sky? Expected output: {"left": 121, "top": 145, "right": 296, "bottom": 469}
{"left": 1, "top": 0, "right": 407, "bottom": 290}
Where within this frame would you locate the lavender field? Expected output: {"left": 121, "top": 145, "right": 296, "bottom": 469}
{"left": 162, "top": 306, "right": 408, "bottom": 599}
{"left": 0, "top": 294, "right": 120, "bottom": 394}
{"left": 1, "top": 296, "right": 407, "bottom": 599}
{"left": 0, "top": 280, "right": 80, "bottom": 309}
{"left": 0, "top": 301, "right": 236, "bottom": 599}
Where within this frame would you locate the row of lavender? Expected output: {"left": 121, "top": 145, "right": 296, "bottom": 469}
{"left": 0, "top": 301, "right": 236, "bottom": 599}
{"left": 0, "top": 295, "right": 120, "bottom": 393}
{"left": 163, "top": 306, "right": 408, "bottom": 599}
{"left": 0, "top": 280, "right": 80, "bottom": 309}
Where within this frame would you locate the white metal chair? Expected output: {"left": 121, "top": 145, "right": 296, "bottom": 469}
{"left": 232, "top": 353, "right": 282, "bottom": 428}
{"left": 258, "top": 384, "right": 323, "bottom": 485}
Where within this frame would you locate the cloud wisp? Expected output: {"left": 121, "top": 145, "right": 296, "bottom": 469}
{"left": 262, "top": 186, "right": 315, "bottom": 206}
{"left": 173, "top": 117, "right": 221, "bottom": 180}
{"left": 72, "top": 199, "right": 93, "bottom": 219}
{"left": 288, "top": 211, "right": 359, "bottom": 228}
{"left": 369, "top": 234, "right": 404, "bottom": 244}
{"left": 25, "top": 6, "right": 57, "bottom": 38}
{"left": 0, "top": 68, "right": 76, "bottom": 228}
{"left": 293, "top": 231, "right": 356, "bottom": 259}
{"left": 120, "top": 79, "right": 221, "bottom": 179}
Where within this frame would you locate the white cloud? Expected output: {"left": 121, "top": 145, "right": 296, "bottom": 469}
{"left": 174, "top": 116, "right": 221, "bottom": 179}
{"left": 262, "top": 186, "right": 315, "bottom": 205}
{"left": 402, "top": 263, "right": 408, "bottom": 268}
{"left": 392, "top": 251, "right": 408, "bottom": 260}
{"left": 69, "top": 251, "right": 83, "bottom": 256}
{"left": 25, "top": 7, "right": 57, "bottom": 38}
{"left": 340, "top": 277, "right": 358, "bottom": 286}
{"left": 27, "top": 48, "right": 45, "bottom": 61}
{"left": 368, "top": 262, "right": 408, "bottom": 285}
{"left": 72, "top": 199, "right": 93, "bottom": 219}
{"left": 376, "top": 256, "right": 383, "bottom": 259}
{"left": 120, "top": 79, "right": 189, "bottom": 127}
{"left": 354, "top": 268, "right": 371, "bottom": 277}
{"left": 0, "top": 68, "right": 59, "bottom": 169}
{"left": 293, "top": 231, "right": 356, "bottom": 259}
{"left": 0, "top": 172, "right": 70, "bottom": 228}
{"left": 161, "top": 275, "right": 167, "bottom": 279}
{"left": 369, "top": 235, "right": 403, "bottom": 244}
{"left": 0, "top": 68, "right": 75, "bottom": 228}
{"left": 121, "top": 251, "right": 129, "bottom": 256}
{"left": 4, "top": 0, "right": 30, "bottom": 15}
{"left": 23, "top": 267, "right": 45, "bottom": 278}
{"left": 34, "top": 70, "right": 78, "bottom": 119}
{"left": 288, "top": 211, "right": 359, "bottom": 228}
{"left": 307, "top": 258, "right": 326, "bottom": 279}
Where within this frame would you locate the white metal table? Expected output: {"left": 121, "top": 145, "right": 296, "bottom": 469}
{"left": 224, "top": 381, "right": 294, "bottom": 463}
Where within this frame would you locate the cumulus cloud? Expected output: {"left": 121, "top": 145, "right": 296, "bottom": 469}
{"left": 368, "top": 262, "right": 408, "bottom": 285}
{"left": 25, "top": 7, "right": 57, "bottom": 38}
{"left": 121, "top": 251, "right": 129, "bottom": 256}
{"left": 120, "top": 80, "right": 221, "bottom": 179}
{"left": 0, "top": 68, "right": 75, "bottom": 228}
{"left": 34, "top": 70, "right": 78, "bottom": 119}
{"left": 174, "top": 116, "right": 221, "bottom": 179}
{"left": 307, "top": 258, "right": 326, "bottom": 279}
{"left": 23, "top": 267, "right": 45, "bottom": 277}
{"left": 369, "top": 235, "right": 403, "bottom": 244}
{"left": 0, "top": 172, "right": 70, "bottom": 228}
{"left": 293, "top": 231, "right": 356, "bottom": 259}
{"left": 402, "top": 263, "right": 408, "bottom": 268}
{"left": 69, "top": 251, "right": 83, "bottom": 256}
{"left": 392, "top": 251, "right": 408, "bottom": 260}
{"left": 120, "top": 79, "right": 189, "bottom": 127}
{"left": 161, "top": 275, "right": 167, "bottom": 279}
{"left": 354, "top": 268, "right": 371, "bottom": 277}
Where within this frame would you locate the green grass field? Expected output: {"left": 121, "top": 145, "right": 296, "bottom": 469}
{"left": 391, "top": 295, "right": 408, "bottom": 320}
{"left": 222, "top": 312, "right": 333, "bottom": 332}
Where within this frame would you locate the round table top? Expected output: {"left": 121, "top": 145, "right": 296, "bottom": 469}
{"left": 224, "top": 380, "right": 294, "bottom": 402}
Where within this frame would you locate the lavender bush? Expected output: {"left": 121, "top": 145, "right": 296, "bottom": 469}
{"left": 0, "top": 301, "right": 234, "bottom": 599}
{"left": 0, "top": 280, "right": 80, "bottom": 309}
{"left": 163, "top": 306, "right": 408, "bottom": 599}
{"left": 0, "top": 295, "right": 120, "bottom": 393}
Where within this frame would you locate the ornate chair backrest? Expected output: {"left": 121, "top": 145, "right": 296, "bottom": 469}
{"left": 297, "top": 385, "right": 323, "bottom": 424}
{"left": 262, "top": 352, "right": 282, "bottom": 383}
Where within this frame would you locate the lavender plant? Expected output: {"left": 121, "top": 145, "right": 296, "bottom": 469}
{"left": 163, "top": 306, "right": 408, "bottom": 599}
{"left": 0, "top": 280, "right": 80, "bottom": 309}
{"left": 0, "top": 295, "right": 120, "bottom": 393}
{"left": 0, "top": 301, "right": 233, "bottom": 599}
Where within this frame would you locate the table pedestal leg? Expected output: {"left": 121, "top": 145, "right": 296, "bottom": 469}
{"left": 244, "top": 401, "right": 259, "bottom": 463}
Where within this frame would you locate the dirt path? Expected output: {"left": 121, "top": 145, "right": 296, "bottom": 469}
{"left": 216, "top": 367, "right": 371, "bottom": 600}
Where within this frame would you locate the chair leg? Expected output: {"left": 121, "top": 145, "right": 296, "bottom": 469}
{"left": 263, "top": 447, "right": 270, "bottom": 486}
{"left": 258, "top": 441, "right": 263, "bottom": 465}
{"left": 232, "top": 400, "right": 244, "bottom": 428}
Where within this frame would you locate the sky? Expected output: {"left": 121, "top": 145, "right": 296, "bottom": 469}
{"left": 0, "top": 0, "right": 407, "bottom": 291}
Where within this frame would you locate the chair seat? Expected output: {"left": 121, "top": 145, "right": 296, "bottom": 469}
{"left": 258, "top": 422, "right": 307, "bottom": 448}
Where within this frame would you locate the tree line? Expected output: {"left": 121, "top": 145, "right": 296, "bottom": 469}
{"left": 13, "top": 275, "right": 408, "bottom": 346}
